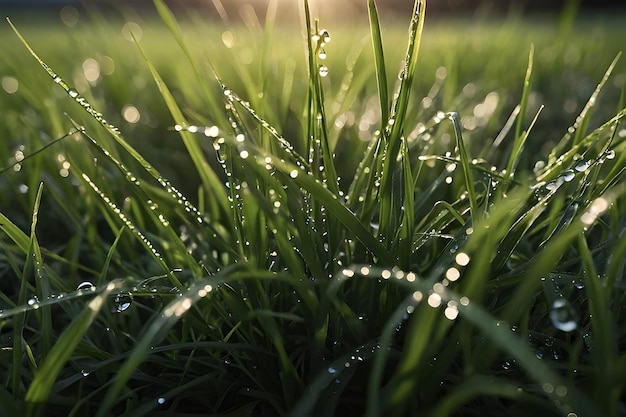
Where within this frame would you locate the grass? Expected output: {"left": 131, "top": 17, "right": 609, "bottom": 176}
{"left": 0, "top": 0, "right": 625, "bottom": 416}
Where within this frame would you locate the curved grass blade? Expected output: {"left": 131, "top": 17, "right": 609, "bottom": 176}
{"left": 130, "top": 33, "right": 229, "bottom": 220}
{"left": 79, "top": 173, "right": 184, "bottom": 289}
{"left": 431, "top": 375, "right": 545, "bottom": 417}
{"left": 25, "top": 280, "right": 122, "bottom": 416}
{"left": 0, "top": 130, "right": 73, "bottom": 175}
{"left": 152, "top": 0, "right": 228, "bottom": 128}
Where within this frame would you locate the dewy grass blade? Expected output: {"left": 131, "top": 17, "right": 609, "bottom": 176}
{"left": 269, "top": 158, "right": 393, "bottom": 265}
{"left": 8, "top": 19, "right": 213, "bottom": 234}
{"left": 378, "top": 0, "right": 426, "bottom": 242}
{"left": 447, "top": 112, "right": 478, "bottom": 220}
{"left": 578, "top": 233, "right": 618, "bottom": 417}
{"left": 29, "top": 184, "right": 52, "bottom": 357}
{"left": 399, "top": 138, "right": 415, "bottom": 268}
{"left": 549, "top": 53, "right": 621, "bottom": 161}
{"left": 66, "top": 117, "right": 209, "bottom": 278}
{"left": 95, "top": 265, "right": 246, "bottom": 417}
{"left": 79, "top": 173, "right": 184, "bottom": 289}
{"left": 130, "top": 33, "right": 229, "bottom": 220}
{"left": 455, "top": 294, "right": 600, "bottom": 416}
{"left": 25, "top": 280, "right": 122, "bottom": 416}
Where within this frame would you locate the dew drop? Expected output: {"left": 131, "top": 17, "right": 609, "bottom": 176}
{"left": 574, "top": 160, "right": 590, "bottom": 172}
{"left": 319, "top": 29, "right": 331, "bottom": 43}
{"left": 536, "top": 347, "right": 544, "bottom": 359}
{"left": 113, "top": 292, "right": 132, "bottom": 312}
{"left": 319, "top": 65, "right": 329, "bottom": 77}
{"left": 76, "top": 281, "right": 95, "bottom": 292}
{"left": 328, "top": 366, "right": 337, "bottom": 374}
{"left": 562, "top": 169, "right": 575, "bottom": 182}
{"left": 157, "top": 397, "right": 166, "bottom": 405}
{"left": 549, "top": 298, "right": 578, "bottom": 332}
{"left": 68, "top": 89, "right": 79, "bottom": 98}
{"left": 605, "top": 149, "right": 616, "bottom": 160}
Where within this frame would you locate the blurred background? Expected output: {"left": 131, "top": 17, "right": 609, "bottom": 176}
{"left": 1, "top": 0, "right": 624, "bottom": 209}
{"left": 0, "top": 0, "right": 624, "bottom": 18}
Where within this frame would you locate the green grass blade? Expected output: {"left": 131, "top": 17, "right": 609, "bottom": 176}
{"left": 25, "top": 280, "right": 121, "bottom": 416}
{"left": 378, "top": 0, "right": 426, "bottom": 242}
{"left": 456, "top": 294, "right": 600, "bottom": 416}
{"left": 432, "top": 376, "right": 542, "bottom": 417}
{"left": 0, "top": 211, "right": 31, "bottom": 253}
{"left": 130, "top": 34, "right": 229, "bottom": 220}
{"left": 578, "top": 232, "right": 618, "bottom": 417}
{"left": 152, "top": 0, "right": 228, "bottom": 125}
{"left": 368, "top": 0, "right": 389, "bottom": 129}
{"left": 95, "top": 265, "right": 246, "bottom": 417}
{"left": 79, "top": 173, "right": 183, "bottom": 289}
{"left": 507, "top": 44, "right": 534, "bottom": 177}
{"left": 29, "top": 184, "right": 52, "bottom": 357}
{"left": 548, "top": 53, "right": 621, "bottom": 162}
{"left": 447, "top": 112, "right": 479, "bottom": 219}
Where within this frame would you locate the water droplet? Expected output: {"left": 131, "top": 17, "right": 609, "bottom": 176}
{"left": 605, "top": 149, "right": 616, "bottom": 160}
{"left": 113, "top": 292, "right": 132, "bottom": 312}
{"left": 536, "top": 347, "right": 544, "bottom": 359}
{"left": 562, "top": 169, "right": 575, "bottom": 182}
{"left": 157, "top": 397, "right": 166, "bottom": 405}
{"left": 583, "top": 332, "right": 593, "bottom": 351}
{"left": 77, "top": 281, "right": 95, "bottom": 292}
{"left": 319, "top": 65, "right": 329, "bottom": 77}
{"left": 68, "top": 89, "right": 79, "bottom": 98}
{"left": 328, "top": 367, "right": 337, "bottom": 374}
{"left": 549, "top": 298, "right": 578, "bottom": 332}
{"left": 319, "top": 29, "right": 331, "bottom": 43}
{"left": 574, "top": 160, "right": 590, "bottom": 172}
{"left": 53, "top": 76, "right": 62, "bottom": 83}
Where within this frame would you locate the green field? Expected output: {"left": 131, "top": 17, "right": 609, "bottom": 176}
{"left": 0, "top": 1, "right": 625, "bottom": 416}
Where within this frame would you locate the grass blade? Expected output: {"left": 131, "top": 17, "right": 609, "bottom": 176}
{"left": 25, "top": 281, "right": 121, "bottom": 416}
{"left": 368, "top": 0, "right": 389, "bottom": 127}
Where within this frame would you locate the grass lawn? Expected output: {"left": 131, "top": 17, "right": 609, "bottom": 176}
{"left": 0, "top": 1, "right": 625, "bottom": 416}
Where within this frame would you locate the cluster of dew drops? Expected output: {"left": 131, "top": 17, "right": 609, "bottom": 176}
{"left": 76, "top": 281, "right": 132, "bottom": 313}
{"left": 312, "top": 28, "right": 331, "bottom": 77}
